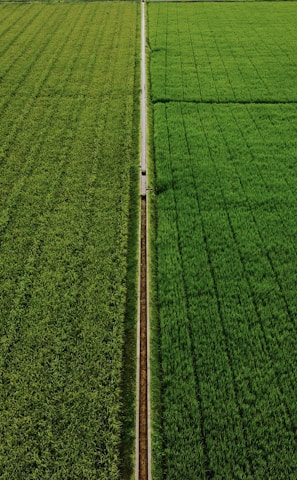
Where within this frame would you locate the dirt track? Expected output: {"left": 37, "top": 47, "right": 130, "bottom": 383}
{"left": 137, "top": 2, "right": 150, "bottom": 479}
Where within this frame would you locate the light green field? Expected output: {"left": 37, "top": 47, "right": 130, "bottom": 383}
{"left": 0, "top": 4, "right": 139, "bottom": 479}
{"left": 149, "top": 3, "right": 297, "bottom": 479}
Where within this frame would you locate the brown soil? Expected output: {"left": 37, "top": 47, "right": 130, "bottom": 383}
{"left": 139, "top": 197, "right": 148, "bottom": 480}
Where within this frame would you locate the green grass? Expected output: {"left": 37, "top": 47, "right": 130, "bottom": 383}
{"left": 0, "top": 3, "right": 139, "bottom": 479}
{"left": 149, "top": 2, "right": 297, "bottom": 479}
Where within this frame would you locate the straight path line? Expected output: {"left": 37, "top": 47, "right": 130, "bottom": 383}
{"left": 141, "top": 1, "right": 147, "bottom": 177}
{"left": 136, "top": 1, "right": 151, "bottom": 480}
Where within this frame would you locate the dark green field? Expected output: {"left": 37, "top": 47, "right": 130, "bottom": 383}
{"left": 149, "top": 2, "right": 297, "bottom": 102}
{"left": 149, "top": 3, "right": 297, "bottom": 479}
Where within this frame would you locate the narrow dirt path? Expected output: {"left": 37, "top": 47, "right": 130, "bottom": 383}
{"left": 136, "top": 2, "right": 151, "bottom": 480}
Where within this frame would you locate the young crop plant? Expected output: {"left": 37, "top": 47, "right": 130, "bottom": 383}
{"left": 148, "top": 2, "right": 297, "bottom": 104}
{"left": 149, "top": 2, "right": 297, "bottom": 479}
{"left": 153, "top": 100, "right": 297, "bottom": 480}
{"left": 0, "top": 3, "right": 139, "bottom": 479}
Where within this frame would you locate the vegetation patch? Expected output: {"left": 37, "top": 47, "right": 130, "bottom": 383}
{"left": 149, "top": 3, "right": 297, "bottom": 479}
{"left": 0, "top": 3, "right": 139, "bottom": 479}
{"left": 149, "top": 2, "right": 297, "bottom": 103}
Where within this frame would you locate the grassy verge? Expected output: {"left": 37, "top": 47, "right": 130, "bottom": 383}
{"left": 147, "top": 7, "right": 163, "bottom": 479}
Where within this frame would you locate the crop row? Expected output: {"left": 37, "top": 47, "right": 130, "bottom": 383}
{"left": 0, "top": 4, "right": 139, "bottom": 479}
{"left": 148, "top": 2, "right": 297, "bottom": 103}
{"left": 153, "top": 100, "right": 297, "bottom": 479}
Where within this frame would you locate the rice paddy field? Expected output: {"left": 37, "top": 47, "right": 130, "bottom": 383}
{"left": 149, "top": 2, "right": 297, "bottom": 479}
{"left": 0, "top": 3, "right": 139, "bottom": 478}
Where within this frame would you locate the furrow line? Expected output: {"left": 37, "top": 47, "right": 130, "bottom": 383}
{"left": 153, "top": 99, "right": 297, "bottom": 105}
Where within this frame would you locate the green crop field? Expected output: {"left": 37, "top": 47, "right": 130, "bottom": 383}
{"left": 149, "top": 2, "right": 297, "bottom": 479}
{"left": 1, "top": 1, "right": 297, "bottom": 479}
{"left": 0, "top": 3, "right": 139, "bottom": 479}
{"left": 149, "top": 2, "right": 297, "bottom": 103}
